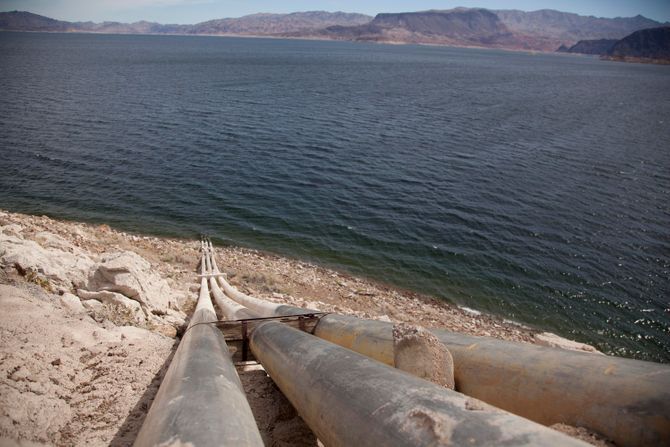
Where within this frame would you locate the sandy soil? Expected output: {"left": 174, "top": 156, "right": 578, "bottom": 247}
{"left": 0, "top": 282, "right": 174, "bottom": 446}
{"left": 0, "top": 209, "right": 605, "bottom": 446}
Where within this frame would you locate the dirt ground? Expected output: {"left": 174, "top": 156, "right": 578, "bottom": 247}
{"left": 0, "top": 209, "right": 605, "bottom": 446}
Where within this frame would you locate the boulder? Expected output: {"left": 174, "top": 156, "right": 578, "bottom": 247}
{"left": 77, "top": 289, "right": 146, "bottom": 324}
{"left": 0, "top": 234, "right": 94, "bottom": 288}
{"left": 59, "top": 293, "right": 86, "bottom": 314}
{"left": 86, "top": 251, "right": 175, "bottom": 314}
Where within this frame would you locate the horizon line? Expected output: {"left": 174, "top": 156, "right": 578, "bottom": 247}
{"left": 1, "top": 7, "right": 665, "bottom": 27}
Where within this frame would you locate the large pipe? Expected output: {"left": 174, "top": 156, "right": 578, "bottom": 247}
{"left": 205, "top": 245, "right": 258, "bottom": 320}
{"left": 313, "top": 314, "right": 670, "bottom": 447}
{"left": 209, "top": 241, "right": 306, "bottom": 317}
{"left": 250, "top": 321, "right": 588, "bottom": 447}
{"left": 211, "top": 243, "right": 670, "bottom": 445}
{"left": 134, "top": 247, "right": 263, "bottom": 447}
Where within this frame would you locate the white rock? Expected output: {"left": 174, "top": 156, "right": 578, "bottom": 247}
{"left": 77, "top": 289, "right": 146, "bottom": 324}
{"left": 0, "top": 224, "right": 23, "bottom": 237}
{"left": 59, "top": 293, "right": 85, "bottom": 314}
{"left": 534, "top": 332, "right": 603, "bottom": 354}
{"left": 81, "top": 299, "right": 103, "bottom": 313}
{"left": 86, "top": 251, "right": 176, "bottom": 314}
{"left": 34, "top": 232, "right": 76, "bottom": 252}
{"left": 162, "top": 308, "right": 186, "bottom": 328}
{"left": 0, "top": 234, "right": 94, "bottom": 288}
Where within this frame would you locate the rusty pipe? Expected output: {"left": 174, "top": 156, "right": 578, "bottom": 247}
{"left": 313, "top": 314, "right": 670, "bottom": 447}
{"left": 250, "top": 321, "right": 588, "bottom": 447}
{"left": 133, "top": 250, "right": 263, "bottom": 447}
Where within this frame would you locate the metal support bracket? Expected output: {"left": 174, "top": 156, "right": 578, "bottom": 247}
{"left": 214, "top": 312, "right": 329, "bottom": 363}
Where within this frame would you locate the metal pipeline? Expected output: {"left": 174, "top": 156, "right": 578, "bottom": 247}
{"left": 313, "top": 314, "right": 670, "bottom": 447}
{"left": 250, "top": 321, "right": 588, "bottom": 447}
{"left": 133, "top": 248, "right": 263, "bottom": 447}
{"left": 205, "top": 245, "right": 259, "bottom": 320}
{"left": 208, "top": 241, "right": 308, "bottom": 317}
{"left": 208, "top": 242, "right": 670, "bottom": 445}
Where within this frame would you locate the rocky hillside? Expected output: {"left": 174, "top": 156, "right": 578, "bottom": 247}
{"left": 0, "top": 10, "right": 370, "bottom": 35}
{"left": 293, "top": 8, "right": 665, "bottom": 51}
{"left": 556, "top": 27, "right": 670, "bottom": 63}
{"left": 313, "top": 9, "right": 531, "bottom": 49}
{"left": 191, "top": 11, "right": 371, "bottom": 35}
{"left": 607, "top": 26, "right": 670, "bottom": 62}
{"left": 495, "top": 9, "right": 663, "bottom": 42}
{"left": 557, "top": 39, "right": 618, "bottom": 55}
{"left": 0, "top": 10, "right": 70, "bottom": 31}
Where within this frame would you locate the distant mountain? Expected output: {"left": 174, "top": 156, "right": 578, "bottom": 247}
{"left": 0, "top": 10, "right": 71, "bottom": 31}
{"left": 0, "top": 11, "right": 190, "bottom": 33}
{"left": 0, "top": 9, "right": 666, "bottom": 54}
{"left": 298, "top": 8, "right": 665, "bottom": 51}
{"left": 555, "top": 27, "right": 670, "bottom": 64}
{"left": 308, "top": 9, "right": 534, "bottom": 49}
{"left": 190, "top": 11, "right": 371, "bottom": 35}
{"left": 557, "top": 39, "right": 618, "bottom": 55}
{"left": 0, "top": 10, "right": 371, "bottom": 35}
{"left": 607, "top": 27, "right": 670, "bottom": 62}
{"left": 494, "top": 9, "right": 663, "bottom": 42}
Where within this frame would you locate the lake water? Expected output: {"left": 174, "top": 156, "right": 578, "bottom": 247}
{"left": 1, "top": 32, "right": 668, "bottom": 362}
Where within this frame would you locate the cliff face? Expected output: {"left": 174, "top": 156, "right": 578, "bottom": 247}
{"left": 317, "top": 9, "right": 530, "bottom": 48}
{"left": 607, "top": 26, "right": 670, "bottom": 60}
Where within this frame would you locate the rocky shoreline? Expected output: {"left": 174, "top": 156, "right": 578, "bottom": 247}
{"left": 0, "top": 209, "right": 602, "bottom": 446}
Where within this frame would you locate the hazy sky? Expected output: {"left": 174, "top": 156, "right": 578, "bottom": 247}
{"left": 1, "top": 0, "right": 669, "bottom": 24}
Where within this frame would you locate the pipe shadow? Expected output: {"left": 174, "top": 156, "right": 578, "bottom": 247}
{"left": 108, "top": 337, "right": 180, "bottom": 447}
{"left": 237, "top": 365, "right": 318, "bottom": 447}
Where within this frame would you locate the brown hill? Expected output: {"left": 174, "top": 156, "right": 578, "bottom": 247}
{"left": 607, "top": 26, "right": 670, "bottom": 62}
{"left": 313, "top": 9, "right": 529, "bottom": 49}
{"left": 191, "top": 11, "right": 371, "bottom": 35}
{"left": 495, "top": 9, "right": 663, "bottom": 42}
{"left": 0, "top": 10, "right": 371, "bottom": 36}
